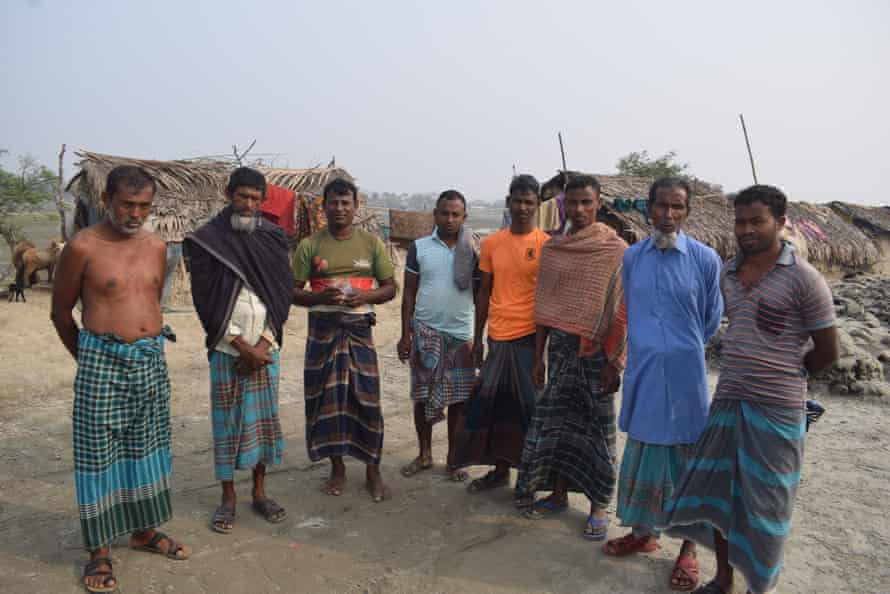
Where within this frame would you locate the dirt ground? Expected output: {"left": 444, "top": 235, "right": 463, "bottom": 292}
{"left": 1, "top": 287, "right": 889, "bottom": 594}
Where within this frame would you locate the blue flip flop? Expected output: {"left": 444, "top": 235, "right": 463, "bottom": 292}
{"left": 524, "top": 499, "right": 569, "bottom": 519}
{"left": 583, "top": 515, "right": 610, "bottom": 540}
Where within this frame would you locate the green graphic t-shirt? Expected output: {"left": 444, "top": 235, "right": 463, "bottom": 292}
{"left": 293, "top": 228, "right": 395, "bottom": 313}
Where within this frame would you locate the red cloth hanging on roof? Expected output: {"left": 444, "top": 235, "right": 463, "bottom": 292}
{"left": 259, "top": 184, "right": 296, "bottom": 237}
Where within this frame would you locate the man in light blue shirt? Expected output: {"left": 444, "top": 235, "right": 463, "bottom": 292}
{"left": 397, "top": 190, "right": 477, "bottom": 482}
{"left": 604, "top": 178, "right": 723, "bottom": 592}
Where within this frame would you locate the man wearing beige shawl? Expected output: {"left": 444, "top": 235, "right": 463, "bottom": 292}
{"left": 517, "top": 173, "right": 628, "bottom": 542}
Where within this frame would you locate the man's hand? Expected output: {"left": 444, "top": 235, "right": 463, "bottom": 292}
{"left": 233, "top": 338, "right": 273, "bottom": 375}
{"left": 532, "top": 359, "right": 546, "bottom": 388}
{"left": 600, "top": 361, "right": 622, "bottom": 394}
{"left": 397, "top": 333, "right": 412, "bottom": 363}
{"left": 342, "top": 290, "right": 369, "bottom": 309}
{"left": 472, "top": 342, "right": 485, "bottom": 369}
{"left": 314, "top": 287, "right": 344, "bottom": 306}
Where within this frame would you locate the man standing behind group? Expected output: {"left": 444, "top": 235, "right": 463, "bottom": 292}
{"left": 292, "top": 178, "right": 396, "bottom": 502}
{"left": 397, "top": 190, "right": 478, "bottom": 482}
{"left": 185, "top": 167, "right": 294, "bottom": 534}
{"left": 450, "top": 174, "right": 548, "bottom": 503}
{"left": 604, "top": 178, "right": 723, "bottom": 592}
{"left": 52, "top": 166, "right": 190, "bottom": 593}
{"left": 661, "top": 185, "right": 839, "bottom": 594}
{"left": 517, "top": 174, "right": 627, "bottom": 540}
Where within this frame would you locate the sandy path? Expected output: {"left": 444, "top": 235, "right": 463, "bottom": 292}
{"left": 0, "top": 289, "right": 888, "bottom": 593}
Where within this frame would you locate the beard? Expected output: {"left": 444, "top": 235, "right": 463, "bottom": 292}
{"left": 653, "top": 229, "right": 678, "bottom": 250}
{"left": 230, "top": 213, "right": 258, "bottom": 233}
{"left": 107, "top": 210, "right": 141, "bottom": 236}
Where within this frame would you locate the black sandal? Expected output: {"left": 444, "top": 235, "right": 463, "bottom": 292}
{"left": 83, "top": 557, "right": 117, "bottom": 593}
{"left": 692, "top": 579, "right": 731, "bottom": 594}
{"left": 252, "top": 497, "right": 287, "bottom": 523}
{"left": 467, "top": 470, "right": 509, "bottom": 493}
{"left": 131, "top": 531, "right": 191, "bottom": 559}
{"left": 211, "top": 504, "right": 236, "bottom": 534}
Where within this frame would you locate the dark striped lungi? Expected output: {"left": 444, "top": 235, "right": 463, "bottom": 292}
{"left": 660, "top": 399, "right": 805, "bottom": 594}
{"left": 516, "top": 330, "right": 617, "bottom": 507}
{"left": 410, "top": 320, "right": 475, "bottom": 423}
{"left": 451, "top": 333, "right": 537, "bottom": 470}
{"left": 304, "top": 312, "right": 383, "bottom": 465}
{"left": 209, "top": 350, "right": 283, "bottom": 481}
{"left": 73, "top": 329, "right": 173, "bottom": 550}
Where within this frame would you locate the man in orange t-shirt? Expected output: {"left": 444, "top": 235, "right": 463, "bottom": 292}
{"left": 450, "top": 174, "right": 549, "bottom": 505}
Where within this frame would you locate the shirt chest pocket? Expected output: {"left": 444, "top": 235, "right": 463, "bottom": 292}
{"left": 756, "top": 297, "right": 790, "bottom": 337}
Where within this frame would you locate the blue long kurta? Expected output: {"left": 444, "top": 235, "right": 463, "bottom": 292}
{"left": 619, "top": 233, "right": 723, "bottom": 446}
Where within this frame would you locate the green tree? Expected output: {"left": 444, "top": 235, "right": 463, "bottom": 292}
{"left": 0, "top": 153, "right": 58, "bottom": 278}
{"left": 616, "top": 150, "right": 690, "bottom": 178}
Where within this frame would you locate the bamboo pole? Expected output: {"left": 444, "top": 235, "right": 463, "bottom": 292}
{"left": 558, "top": 132, "right": 567, "bottom": 172}
{"left": 739, "top": 114, "right": 758, "bottom": 184}
{"left": 56, "top": 144, "right": 67, "bottom": 241}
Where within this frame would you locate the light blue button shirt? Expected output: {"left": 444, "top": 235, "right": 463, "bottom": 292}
{"left": 406, "top": 230, "right": 475, "bottom": 341}
{"left": 620, "top": 233, "right": 724, "bottom": 445}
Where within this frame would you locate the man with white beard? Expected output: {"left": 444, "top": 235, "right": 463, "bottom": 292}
{"left": 604, "top": 178, "right": 723, "bottom": 592}
{"left": 185, "top": 167, "right": 294, "bottom": 534}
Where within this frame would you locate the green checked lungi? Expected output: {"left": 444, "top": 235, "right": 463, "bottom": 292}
{"left": 73, "top": 328, "right": 174, "bottom": 550}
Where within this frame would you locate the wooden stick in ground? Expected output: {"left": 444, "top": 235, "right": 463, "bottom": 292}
{"left": 56, "top": 143, "right": 67, "bottom": 241}
{"left": 739, "top": 114, "right": 758, "bottom": 184}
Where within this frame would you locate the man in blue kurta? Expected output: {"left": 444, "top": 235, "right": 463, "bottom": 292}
{"left": 604, "top": 178, "right": 723, "bottom": 592}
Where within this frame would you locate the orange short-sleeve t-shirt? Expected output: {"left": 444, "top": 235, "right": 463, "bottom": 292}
{"left": 479, "top": 228, "right": 549, "bottom": 341}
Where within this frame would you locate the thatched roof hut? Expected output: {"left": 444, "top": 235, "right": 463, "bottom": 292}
{"left": 66, "top": 150, "right": 360, "bottom": 307}
{"left": 539, "top": 170, "right": 878, "bottom": 272}
{"left": 389, "top": 209, "right": 434, "bottom": 249}
{"left": 828, "top": 202, "right": 890, "bottom": 240}
{"left": 67, "top": 150, "right": 356, "bottom": 242}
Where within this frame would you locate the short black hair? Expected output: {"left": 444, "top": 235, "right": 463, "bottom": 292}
{"left": 648, "top": 177, "right": 692, "bottom": 209}
{"left": 322, "top": 178, "right": 359, "bottom": 204}
{"left": 436, "top": 189, "right": 466, "bottom": 209}
{"left": 226, "top": 167, "right": 266, "bottom": 196}
{"left": 734, "top": 184, "right": 787, "bottom": 219}
{"left": 105, "top": 165, "right": 156, "bottom": 197}
{"left": 564, "top": 173, "right": 601, "bottom": 195}
{"left": 509, "top": 174, "right": 540, "bottom": 197}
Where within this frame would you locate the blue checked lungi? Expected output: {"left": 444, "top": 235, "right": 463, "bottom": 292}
{"left": 209, "top": 349, "right": 284, "bottom": 481}
{"left": 73, "top": 328, "right": 174, "bottom": 550}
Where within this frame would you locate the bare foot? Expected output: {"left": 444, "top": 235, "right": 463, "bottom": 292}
{"left": 365, "top": 465, "right": 391, "bottom": 502}
{"left": 322, "top": 461, "right": 346, "bottom": 496}
{"left": 400, "top": 454, "right": 433, "bottom": 477}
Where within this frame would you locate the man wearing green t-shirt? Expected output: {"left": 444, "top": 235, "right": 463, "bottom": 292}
{"left": 292, "top": 178, "right": 396, "bottom": 502}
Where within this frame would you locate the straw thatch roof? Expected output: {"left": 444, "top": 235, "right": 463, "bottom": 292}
{"left": 389, "top": 209, "right": 434, "bottom": 242}
{"left": 67, "top": 151, "right": 356, "bottom": 242}
{"left": 539, "top": 170, "right": 878, "bottom": 272}
{"left": 828, "top": 202, "right": 890, "bottom": 239}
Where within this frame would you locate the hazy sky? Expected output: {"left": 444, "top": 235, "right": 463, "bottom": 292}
{"left": 2, "top": 1, "right": 888, "bottom": 203}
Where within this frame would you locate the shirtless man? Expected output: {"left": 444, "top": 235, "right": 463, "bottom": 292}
{"left": 52, "top": 165, "right": 191, "bottom": 593}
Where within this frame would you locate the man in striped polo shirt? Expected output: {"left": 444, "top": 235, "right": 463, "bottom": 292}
{"left": 398, "top": 190, "right": 478, "bottom": 481}
{"left": 661, "top": 185, "right": 839, "bottom": 594}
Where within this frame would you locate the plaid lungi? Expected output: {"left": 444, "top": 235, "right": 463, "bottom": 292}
{"left": 304, "top": 312, "right": 383, "bottom": 465}
{"left": 450, "top": 333, "right": 537, "bottom": 470}
{"left": 410, "top": 320, "right": 475, "bottom": 423}
{"left": 209, "top": 350, "right": 284, "bottom": 481}
{"left": 516, "top": 330, "right": 617, "bottom": 507}
{"left": 616, "top": 437, "right": 694, "bottom": 535}
{"left": 660, "top": 399, "right": 805, "bottom": 594}
{"left": 73, "top": 328, "right": 174, "bottom": 550}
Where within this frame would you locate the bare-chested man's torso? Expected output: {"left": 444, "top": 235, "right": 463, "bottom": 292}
{"left": 62, "top": 223, "right": 167, "bottom": 343}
